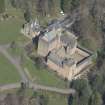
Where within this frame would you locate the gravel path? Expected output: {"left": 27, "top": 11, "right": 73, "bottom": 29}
{"left": 0, "top": 45, "right": 76, "bottom": 95}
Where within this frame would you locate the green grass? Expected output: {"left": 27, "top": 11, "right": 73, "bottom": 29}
{"left": 8, "top": 45, "right": 68, "bottom": 88}
{"left": 36, "top": 91, "right": 68, "bottom": 105}
{"left": 7, "top": 46, "right": 68, "bottom": 88}
{"left": 8, "top": 44, "right": 25, "bottom": 58}
{"left": 0, "top": 53, "right": 20, "bottom": 84}
{"left": 1, "top": 0, "right": 67, "bottom": 89}
{"left": 0, "top": 89, "right": 68, "bottom": 105}
{"left": 48, "top": 94, "right": 67, "bottom": 105}
{"left": 48, "top": 95, "right": 67, "bottom": 105}
{"left": 0, "top": 3, "right": 29, "bottom": 44}
{"left": 0, "top": 18, "right": 28, "bottom": 44}
{"left": 23, "top": 57, "right": 68, "bottom": 88}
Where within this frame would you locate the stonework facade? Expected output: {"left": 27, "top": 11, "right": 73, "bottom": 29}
{"left": 21, "top": 19, "right": 41, "bottom": 39}
{"left": 21, "top": 18, "right": 93, "bottom": 81}
{"left": 37, "top": 27, "right": 93, "bottom": 80}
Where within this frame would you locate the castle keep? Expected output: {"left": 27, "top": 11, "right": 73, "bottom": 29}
{"left": 21, "top": 17, "right": 93, "bottom": 81}
{"left": 37, "top": 28, "right": 93, "bottom": 80}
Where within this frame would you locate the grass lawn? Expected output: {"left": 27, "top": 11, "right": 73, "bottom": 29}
{"left": 0, "top": 53, "right": 20, "bottom": 84}
{"left": 8, "top": 45, "right": 68, "bottom": 88}
{"left": 36, "top": 91, "right": 68, "bottom": 105}
{"left": 47, "top": 93, "right": 67, "bottom": 105}
{"left": 0, "top": 89, "right": 68, "bottom": 105}
{"left": 1, "top": 0, "right": 67, "bottom": 88}
{"left": 23, "top": 57, "right": 68, "bottom": 88}
{"left": 44, "top": 93, "right": 68, "bottom": 105}
{"left": 8, "top": 43, "right": 25, "bottom": 58}
{"left": 7, "top": 47, "right": 68, "bottom": 88}
{"left": 0, "top": 18, "right": 28, "bottom": 44}
{"left": 0, "top": 2, "right": 29, "bottom": 44}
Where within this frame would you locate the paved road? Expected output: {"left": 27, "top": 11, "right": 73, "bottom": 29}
{"left": 0, "top": 45, "right": 76, "bottom": 95}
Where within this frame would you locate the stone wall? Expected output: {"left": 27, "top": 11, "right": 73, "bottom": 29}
{"left": 77, "top": 56, "right": 92, "bottom": 72}
{"left": 49, "top": 38, "right": 61, "bottom": 51}
{"left": 37, "top": 38, "right": 49, "bottom": 56}
{"left": 47, "top": 49, "right": 93, "bottom": 81}
{"left": 47, "top": 59, "right": 77, "bottom": 80}
{"left": 76, "top": 47, "right": 89, "bottom": 57}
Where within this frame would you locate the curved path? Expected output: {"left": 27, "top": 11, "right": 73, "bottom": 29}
{"left": 0, "top": 45, "right": 76, "bottom": 95}
{"left": 0, "top": 45, "right": 28, "bottom": 83}
{"left": 30, "top": 83, "right": 76, "bottom": 95}
{"left": 0, "top": 83, "right": 20, "bottom": 92}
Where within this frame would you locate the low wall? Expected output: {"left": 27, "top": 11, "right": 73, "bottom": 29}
{"left": 76, "top": 45, "right": 93, "bottom": 74}
{"left": 77, "top": 56, "right": 92, "bottom": 73}
{"left": 77, "top": 45, "right": 93, "bottom": 55}
{"left": 76, "top": 47, "right": 89, "bottom": 57}
{"left": 47, "top": 59, "right": 71, "bottom": 79}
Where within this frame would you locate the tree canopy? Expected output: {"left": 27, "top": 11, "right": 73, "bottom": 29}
{"left": 70, "top": 79, "right": 92, "bottom": 105}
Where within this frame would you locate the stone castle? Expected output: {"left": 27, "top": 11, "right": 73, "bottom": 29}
{"left": 21, "top": 18, "right": 93, "bottom": 81}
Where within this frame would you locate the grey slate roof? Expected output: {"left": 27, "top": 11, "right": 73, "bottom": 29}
{"left": 44, "top": 30, "right": 57, "bottom": 42}
{"left": 48, "top": 52, "right": 75, "bottom": 68}
{"left": 60, "top": 33, "right": 76, "bottom": 49}
{"left": 63, "top": 58, "right": 75, "bottom": 67}
{"left": 48, "top": 52, "right": 63, "bottom": 67}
